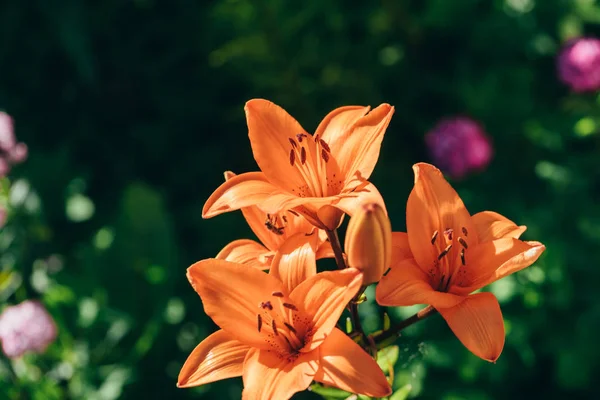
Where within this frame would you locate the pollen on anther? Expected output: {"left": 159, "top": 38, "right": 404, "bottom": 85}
{"left": 462, "top": 227, "right": 468, "bottom": 236}
{"left": 272, "top": 320, "right": 278, "bottom": 336}
{"left": 460, "top": 249, "right": 466, "bottom": 265}
{"left": 289, "top": 149, "right": 295, "bottom": 166}
{"left": 260, "top": 301, "right": 273, "bottom": 310}
{"left": 321, "top": 149, "right": 330, "bottom": 163}
{"left": 296, "top": 133, "right": 306, "bottom": 142}
{"left": 283, "top": 303, "right": 298, "bottom": 311}
{"left": 300, "top": 147, "right": 307, "bottom": 165}
{"left": 458, "top": 237, "right": 468, "bottom": 249}
{"left": 438, "top": 244, "right": 453, "bottom": 260}
{"left": 444, "top": 228, "right": 454, "bottom": 241}
{"left": 284, "top": 322, "right": 297, "bottom": 333}
{"left": 319, "top": 139, "right": 331, "bottom": 153}
{"left": 257, "top": 315, "right": 263, "bottom": 332}
{"left": 431, "top": 230, "right": 439, "bottom": 244}
{"left": 288, "top": 138, "right": 297, "bottom": 148}
{"left": 272, "top": 291, "right": 284, "bottom": 297}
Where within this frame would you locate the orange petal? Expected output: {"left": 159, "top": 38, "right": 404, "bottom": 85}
{"left": 241, "top": 348, "right": 318, "bottom": 400}
{"left": 315, "top": 328, "right": 391, "bottom": 398}
{"left": 177, "top": 329, "right": 250, "bottom": 388}
{"left": 289, "top": 268, "right": 363, "bottom": 352}
{"left": 451, "top": 238, "right": 545, "bottom": 294}
{"left": 472, "top": 211, "right": 527, "bottom": 242}
{"left": 269, "top": 231, "right": 318, "bottom": 292}
{"left": 406, "top": 163, "right": 478, "bottom": 273}
{"left": 216, "top": 239, "right": 272, "bottom": 270}
{"left": 245, "top": 99, "right": 309, "bottom": 193}
{"left": 203, "top": 172, "right": 283, "bottom": 218}
{"left": 315, "top": 105, "right": 370, "bottom": 142}
{"left": 391, "top": 232, "right": 413, "bottom": 263}
{"left": 437, "top": 292, "right": 505, "bottom": 362}
{"left": 376, "top": 258, "right": 464, "bottom": 308}
{"left": 334, "top": 182, "right": 387, "bottom": 218}
{"left": 187, "top": 259, "right": 284, "bottom": 349}
{"left": 321, "top": 104, "right": 394, "bottom": 183}
{"left": 315, "top": 240, "right": 334, "bottom": 260}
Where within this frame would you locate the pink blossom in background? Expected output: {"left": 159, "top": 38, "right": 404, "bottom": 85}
{"left": 0, "top": 112, "right": 28, "bottom": 178}
{"left": 557, "top": 37, "right": 600, "bottom": 92}
{"left": 0, "top": 300, "right": 57, "bottom": 358}
{"left": 425, "top": 117, "right": 493, "bottom": 180}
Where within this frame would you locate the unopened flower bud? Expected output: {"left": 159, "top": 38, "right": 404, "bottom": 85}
{"left": 344, "top": 202, "right": 391, "bottom": 285}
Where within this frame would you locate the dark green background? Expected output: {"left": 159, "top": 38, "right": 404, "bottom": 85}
{"left": 1, "top": 0, "right": 599, "bottom": 399}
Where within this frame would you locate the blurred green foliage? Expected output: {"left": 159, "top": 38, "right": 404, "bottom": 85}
{"left": 1, "top": 0, "right": 599, "bottom": 399}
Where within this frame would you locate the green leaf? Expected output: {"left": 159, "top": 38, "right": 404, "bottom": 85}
{"left": 309, "top": 383, "right": 351, "bottom": 399}
{"left": 377, "top": 345, "right": 399, "bottom": 374}
{"left": 390, "top": 384, "right": 412, "bottom": 400}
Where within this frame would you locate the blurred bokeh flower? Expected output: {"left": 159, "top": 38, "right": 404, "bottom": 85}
{"left": 557, "top": 37, "right": 600, "bottom": 92}
{"left": 0, "top": 112, "right": 28, "bottom": 177}
{"left": 425, "top": 117, "right": 493, "bottom": 180}
{"left": 0, "top": 300, "right": 57, "bottom": 358}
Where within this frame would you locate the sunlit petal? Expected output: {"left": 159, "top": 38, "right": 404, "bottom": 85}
{"left": 472, "top": 211, "right": 527, "bottom": 242}
{"left": 270, "top": 231, "right": 318, "bottom": 292}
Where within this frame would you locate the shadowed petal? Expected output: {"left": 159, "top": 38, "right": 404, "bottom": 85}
{"left": 216, "top": 239, "right": 271, "bottom": 270}
{"left": 315, "top": 106, "right": 370, "bottom": 142}
{"left": 177, "top": 330, "right": 250, "bottom": 388}
{"left": 334, "top": 182, "right": 387, "bottom": 217}
{"left": 290, "top": 268, "right": 363, "bottom": 352}
{"left": 472, "top": 211, "right": 527, "bottom": 242}
{"left": 314, "top": 328, "right": 391, "bottom": 398}
{"left": 203, "top": 172, "right": 282, "bottom": 218}
{"left": 270, "top": 231, "right": 318, "bottom": 292}
{"left": 245, "top": 99, "right": 308, "bottom": 193}
{"left": 437, "top": 292, "right": 505, "bottom": 362}
{"left": 187, "top": 259, "right": 284, "bottom": 349}
{"left": 451, "top": 239, "right": 545, "bottom": 294}
{"left": 241, "top": 348, "right": 318, "bottom": 400}
{"left": 376, "top": 258, "right": 464, "bottom": 308}
{"left": 406, "top": 163, "right": 478, "bottom": 273}
{"left": 391, "top": 232, "right": 413, "bottom": 263}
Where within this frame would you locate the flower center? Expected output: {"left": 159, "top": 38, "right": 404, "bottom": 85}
{"left": 256, "top": 291, "right": 313, "bottom": 361}
{"left": 429, "top": 226, "right": 469, "bottom": 292}
{"left": 288, "top": 132, "right": 338, "bottom": 198}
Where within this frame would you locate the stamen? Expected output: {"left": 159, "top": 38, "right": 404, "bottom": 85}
{"left": 300, "top": 147, "right": 307, "bottom": 165}
{"left": 257, "top": 315, "right": 262, "bottom": 332}
{"left": 462, "top": 227, "right": 468, "bottom": 236}
{"left": 314, "top": 133, "right": 320, "bottom": 142}
{"left": 272, "top": 291, "right": 284, "bottom": 297}
{"left": 438, "top": 244, "right": 453, "bottom": 260}
{"left": 444, "top": 228, "right": 454, "bottom": 241}
{"left": 272, "top": 320, "right": 278, "bottom": 336}
{"left": 383, "top": 267, "right": 391, "bottom": 277}
{"left": 460, "top": 249, "right": 466, "bottom": 265}
{"left": 284, "top": 322, "right": 296, "bottom": 333}
{"left": 282, "top": 215, "right": 288, "bottom": 223}
{"left": 288, "top": 210, "right": 300, "bottom": 217}
{"left": 458, "top": 237, "right": 468, "bottom": 249}
{"left": 321, "top": 149, "right": 330, "bottom": 163}
{"left": 319, "top": 139, "right": 331, "bottom": 153}
{"left": 260, "top": 301, "right": 273, "bottom": 310}
{"left": 296, "top": 133, "right": 307, "bottom": 142}
{"left": 283, "top": 303, "right": 298, "bottom": 311}
{"left": 289, "top": 149, "right": 295, "bottom": 166}
{"left": 431, "top": 230, "right": 439, "bottom": 244}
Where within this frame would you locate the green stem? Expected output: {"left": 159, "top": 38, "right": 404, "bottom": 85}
{"left": 325, "top": 229, "right": 347, "bottom": 270}
{"left": 372, "top": 306, "right": 437, "bottom": 347}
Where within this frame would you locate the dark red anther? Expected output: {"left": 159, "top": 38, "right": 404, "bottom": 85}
{"left": 272, "top": 320, "right": 278, "bottom": 336}
{"left": 431, "top": 230, "right": 439, "bottom": 245}
{"left": 462, "top": 227, "right": 468, "bottom": 236}
{"left": 296, "top": 133, "right": 306, "bottom": 142}
{"left": 319, "top": 139, "right": 331, "bottom": 153}
{"left": 272, "top": 291, "right": 284, "bottom": 297}
{"left": 260, "top": 301, "right": 273, "bottom": 310}
{"left": 438, "top": 244, "right": 452, "bottom": 260}
{"left": 321, "top": 149, "right": 330, "bottom": 163}
{"left": 289, "top": 149, "right": 296, "bottom": 166}
{"left": 300, "top": 147, "right": 307, "bottom": 165}
{"left": 283, "top": 303, "right": 298, "bottom": 311}
{"left": 458, "top": 237, "right": 468, "bottom": 249}
{"left": 257, "top": 315, "right": 262, "bottom": 332}
{"left": 288, "top": 138, "right": 298, "bottom": 148}
{"left": 460, "top": 249, "right": 466, "bottom": 265}
{"left": 444, "top": 228, "right": 454, "bottom": 241}
{"left": 284, "top": 322, "right": 296, "bottom": 333}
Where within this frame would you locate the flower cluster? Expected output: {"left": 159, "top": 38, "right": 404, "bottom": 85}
{"left": 178, "top": 99, "right": 545, "bottom": 400}
{"left": 0, "top": 300, "right": 57, "bottom": 358}
{"left": 557, "top": 37, "right": 600, "bottom": 93}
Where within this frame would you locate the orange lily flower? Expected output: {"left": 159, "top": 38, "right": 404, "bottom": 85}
{"left": 216, "top": 172, "right": 332, "bottom": 285}
{"left": 376, "top": 163, "right": 545, "bottom": 362}
{"left": 203, "top": 99, "right": 394, "bottom": 230}
{"left": 178, "top": 260, "right": 391, "bottom": 399}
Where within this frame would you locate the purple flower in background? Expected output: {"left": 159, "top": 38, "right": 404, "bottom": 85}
{"left": 0, "top": 300, "right": 57, "bottom": 358}
{"left": 0, "top": 112, "right": 28, "bottom": 177}
{"left": 425, "top": 117, "right": 493, "bottom": 180}
{"left": 557, "top": 37, "right": 600, "bottom": 92}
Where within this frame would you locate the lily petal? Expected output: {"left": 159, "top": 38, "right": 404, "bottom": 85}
{"left": 270, "top": 231, "right": 318, "bottom": 292}
{"left": 452, "top": 238, "right": 545, "bottom": 294}
{"left": 437, "top": 292, "right": 505, "bottom": 362}
{"left": 203, "top": 172, "right": 282, "bottom": 218}
{"left": 216, "top": 239, "right": 271, "bottom": 270}
{"left": 472, "top": 211, "right": 527, "bottom": 242}
{"left": 187, "top": 259, "right": 284, "bottom": 349}
{"left": 322, "top": 104, "right": 394, "bottom": 183}
{"left": 316, "top": 105, "right": 370, "bottom": 148}
{"left": 290, "top": 268, "right": 363, "bottom": 352}
{"left": 177, "top": 330, "right": 250, "bottom": 388}
{"left": 241, "top": 348, "right": 318, "bottom": 400}
{"left": 376, "top": 258, "right": 464, "bottom": 308}
{"left": 315, "top": 328, "right": 391, "bottom": 397}
{"left": 391, "top": 232, "right": 413, "bottom": 263}
{"left": 406, "top": 163, "right": 478, "bottom": 273}
{"left": 334, "top": 182, "right": 387, "bottom": 217}
{"left": 245, "top": 99, "right": 309, "bottom": 193}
